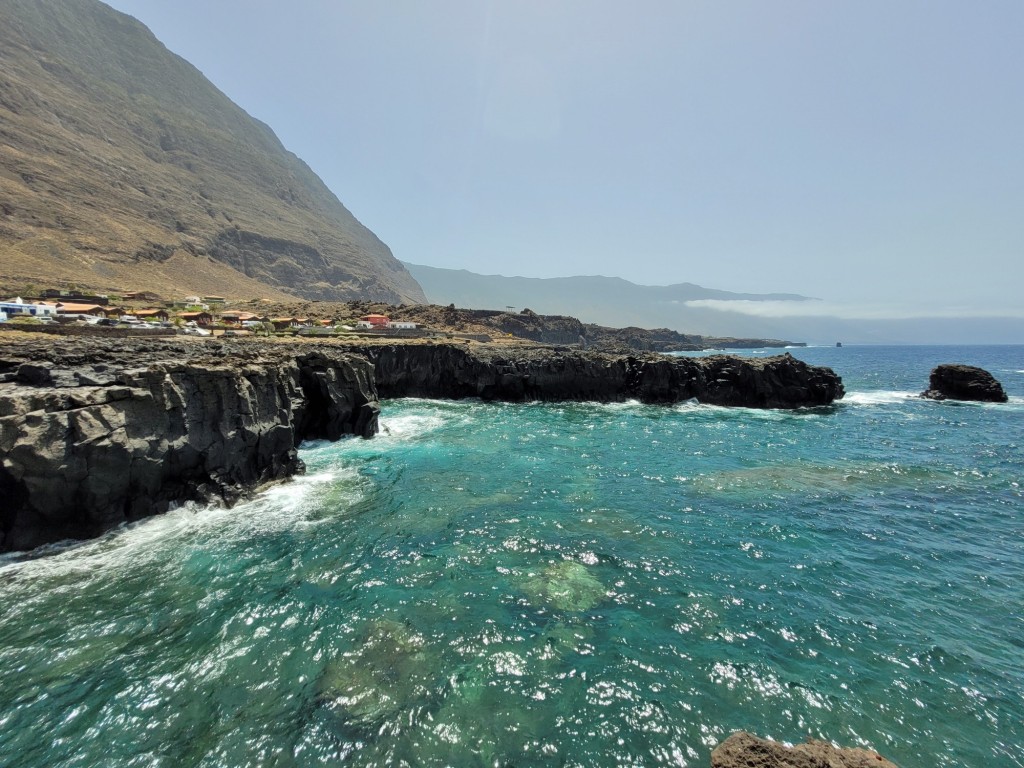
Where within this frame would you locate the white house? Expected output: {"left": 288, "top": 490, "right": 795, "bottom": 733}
{"left": 0, "top": 297, "right": 58, "bottom": 320}
{"left": 388, "top": 321, "right": 418, "bottom": 330}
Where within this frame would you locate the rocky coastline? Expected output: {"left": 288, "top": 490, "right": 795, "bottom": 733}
{"left": 0, "top": 338, "right": 379, "bottom": 552}
{"left": 1, "top": 337, "right": 844, "bottom": 552}
{"left": 355, "top": 343, "right": 843, "bottom": 407}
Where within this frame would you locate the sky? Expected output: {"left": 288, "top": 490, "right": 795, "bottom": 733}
{"left": 103, "top": 0, "right": 1024, "bottom": 325}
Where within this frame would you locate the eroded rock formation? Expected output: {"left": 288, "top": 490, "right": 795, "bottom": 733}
{"left": 357, "top": 345, "right": 844, "bottom": 408}
{"left": 711, "top": 731, "right": 898, "bottom": 768}
{"left": 1, "top": 337, "right": 844, "bottom": 552}
{"left": 0, "top": 338, "right": 378, "bottom": 552}
{"left": 920, "top": 364, "right": 1008, "bottom": 403}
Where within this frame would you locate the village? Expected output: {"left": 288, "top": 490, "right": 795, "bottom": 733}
{"left": 0, "top": 289, "right": 437, "bottom": 340}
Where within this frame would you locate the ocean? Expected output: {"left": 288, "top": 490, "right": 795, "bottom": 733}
{"left": 1, "top": 345, "right": 1022, "bottom": 767}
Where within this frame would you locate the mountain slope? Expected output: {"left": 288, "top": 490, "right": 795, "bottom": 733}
{"left": 0, "top": 0, "right": 425, "bottom": 302}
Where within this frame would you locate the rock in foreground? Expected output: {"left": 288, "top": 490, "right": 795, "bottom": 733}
{"left": 921, "top": 364, "right": 1008, "bottom": 402}
{"left": 0, "top": 338, "right": 378, "bottom": 552}
{"left": 711, "top": 731, "right": 898, "bottom": 768}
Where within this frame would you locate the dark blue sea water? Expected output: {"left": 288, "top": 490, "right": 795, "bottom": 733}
{"left": 1, "top": 345, "right": 1022, "bottom": 767}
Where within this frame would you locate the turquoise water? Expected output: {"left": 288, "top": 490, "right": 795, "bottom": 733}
{"left": 1, "top": 345, "right": 1022, "bottom": 767}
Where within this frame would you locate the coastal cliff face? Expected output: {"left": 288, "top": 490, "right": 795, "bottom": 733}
{"left": 1, "top": 337, "right": 843, "bottom": 552}
{"left": 358, "top": 344, "right": 844, "bottom": 408}
{"left": 0, "top": 339, "right": 378, "bottom": 552}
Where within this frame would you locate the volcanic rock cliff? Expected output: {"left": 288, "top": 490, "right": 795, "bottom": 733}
{"left": 0, "top": 0, "right": 425, "bottom": 303}
{"left": 0, "top": 338, "right": 379, "bottom": 551}
{"left": 0, "top": 336, "right": 843, "bottom": 552}
{"left": 356, "top": 344, "right": 843, "bottom": 407}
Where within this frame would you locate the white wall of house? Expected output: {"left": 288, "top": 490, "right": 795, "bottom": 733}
{"left": 0, "top": 298, "right": 57, "bottom": 318}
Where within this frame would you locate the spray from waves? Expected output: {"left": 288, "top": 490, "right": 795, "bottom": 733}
{"left": 376, "top": 399, "right": 658, "bottom": 440}
{"left": 569, "top": 398, "right": 644, "bottom": 412}
{"left": 840, "top": 391, "right": 1024, "bottom": 409}
{"left": 671, "top": 400, "right": 826, "bottom": 422}
{"left": 371, "top": 397, "right": 499, "bottom": 443}
{"left": 378, "top": 412, "right": 449, "bottom": 440}
{"left": 0, "top": 469, "right": 361, "bottom": 581}
{"left": 841, "top": 390, "right": 919, "bottom": 406}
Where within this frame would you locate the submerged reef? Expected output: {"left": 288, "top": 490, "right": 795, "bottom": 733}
{"left": 1, "top": 337, "right": 843, "bottom": 552}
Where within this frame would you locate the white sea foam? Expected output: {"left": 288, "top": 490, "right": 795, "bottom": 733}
{"left": 0, "top": 468, "right": 361, "bottom": 579}
{"left": 378, "top": 412, "right": 449, "bottom": 440}
{"left": 671, "top": 401, "right": 823, "bottom": 421}
{"left": 585, "top": 399, "right": 644, "bottom": 412}
{"left": 841, "top": 390, "right": 918, "bottom": 406}
{"left": 840, "top": 391, "right": 1024, "bottom": 410}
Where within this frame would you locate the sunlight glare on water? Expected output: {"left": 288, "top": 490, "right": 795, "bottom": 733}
{"left": 1, "top": 346, "right": 1022, "bottom": 767}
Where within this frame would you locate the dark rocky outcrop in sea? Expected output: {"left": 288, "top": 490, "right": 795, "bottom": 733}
{"left": 1, "top": 338, "right": 843, "bottom": 552}
{"left": 356, "top": 344, "right": 844, "bottom": 408}
{"left": 920, "top": 364, "right": 1008, "bottom": 403}
{"left": 0, "top": 338, "right": 378, "bottom": 552}
{"left": 711, "top": 731, "right": 898, "bottom": 767}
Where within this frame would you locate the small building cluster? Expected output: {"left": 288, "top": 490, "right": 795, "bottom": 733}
{"left": 354, "top": 314, "right": 418, "bottom": 330}
{"left": 0, "top": 292, "right": 423, "bottom": 338}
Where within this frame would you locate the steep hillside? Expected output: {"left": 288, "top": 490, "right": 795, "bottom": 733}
{"left": 0, "top": 0, "right": 426, "bottom": 303}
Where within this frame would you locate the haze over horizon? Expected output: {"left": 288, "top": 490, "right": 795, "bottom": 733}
{"left": 104, "top": 0, "right": 1023, "bottom": 332}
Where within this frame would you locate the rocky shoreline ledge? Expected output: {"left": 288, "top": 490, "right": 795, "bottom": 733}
{"left": 1, "top": 337, "right": 843, "bottom": 552}
{"left": 354, "top": 343, "right": 843, "bottom": 407}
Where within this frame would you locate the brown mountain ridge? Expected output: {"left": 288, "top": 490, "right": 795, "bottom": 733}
{"left": 0, "top": 0, "right": 426, "bottom": 303}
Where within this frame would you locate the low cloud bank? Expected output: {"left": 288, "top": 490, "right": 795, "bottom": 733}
{"left": 684, "top": 299, "right": 1024, "bottom": 321}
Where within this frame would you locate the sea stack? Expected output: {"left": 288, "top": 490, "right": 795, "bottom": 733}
{"left": 920, "top": 364, "right": 1008, "bottom": 403}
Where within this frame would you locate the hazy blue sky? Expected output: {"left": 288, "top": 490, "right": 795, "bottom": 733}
{"left": 104, "top": 0, "right": 1023, "bottom": 322}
